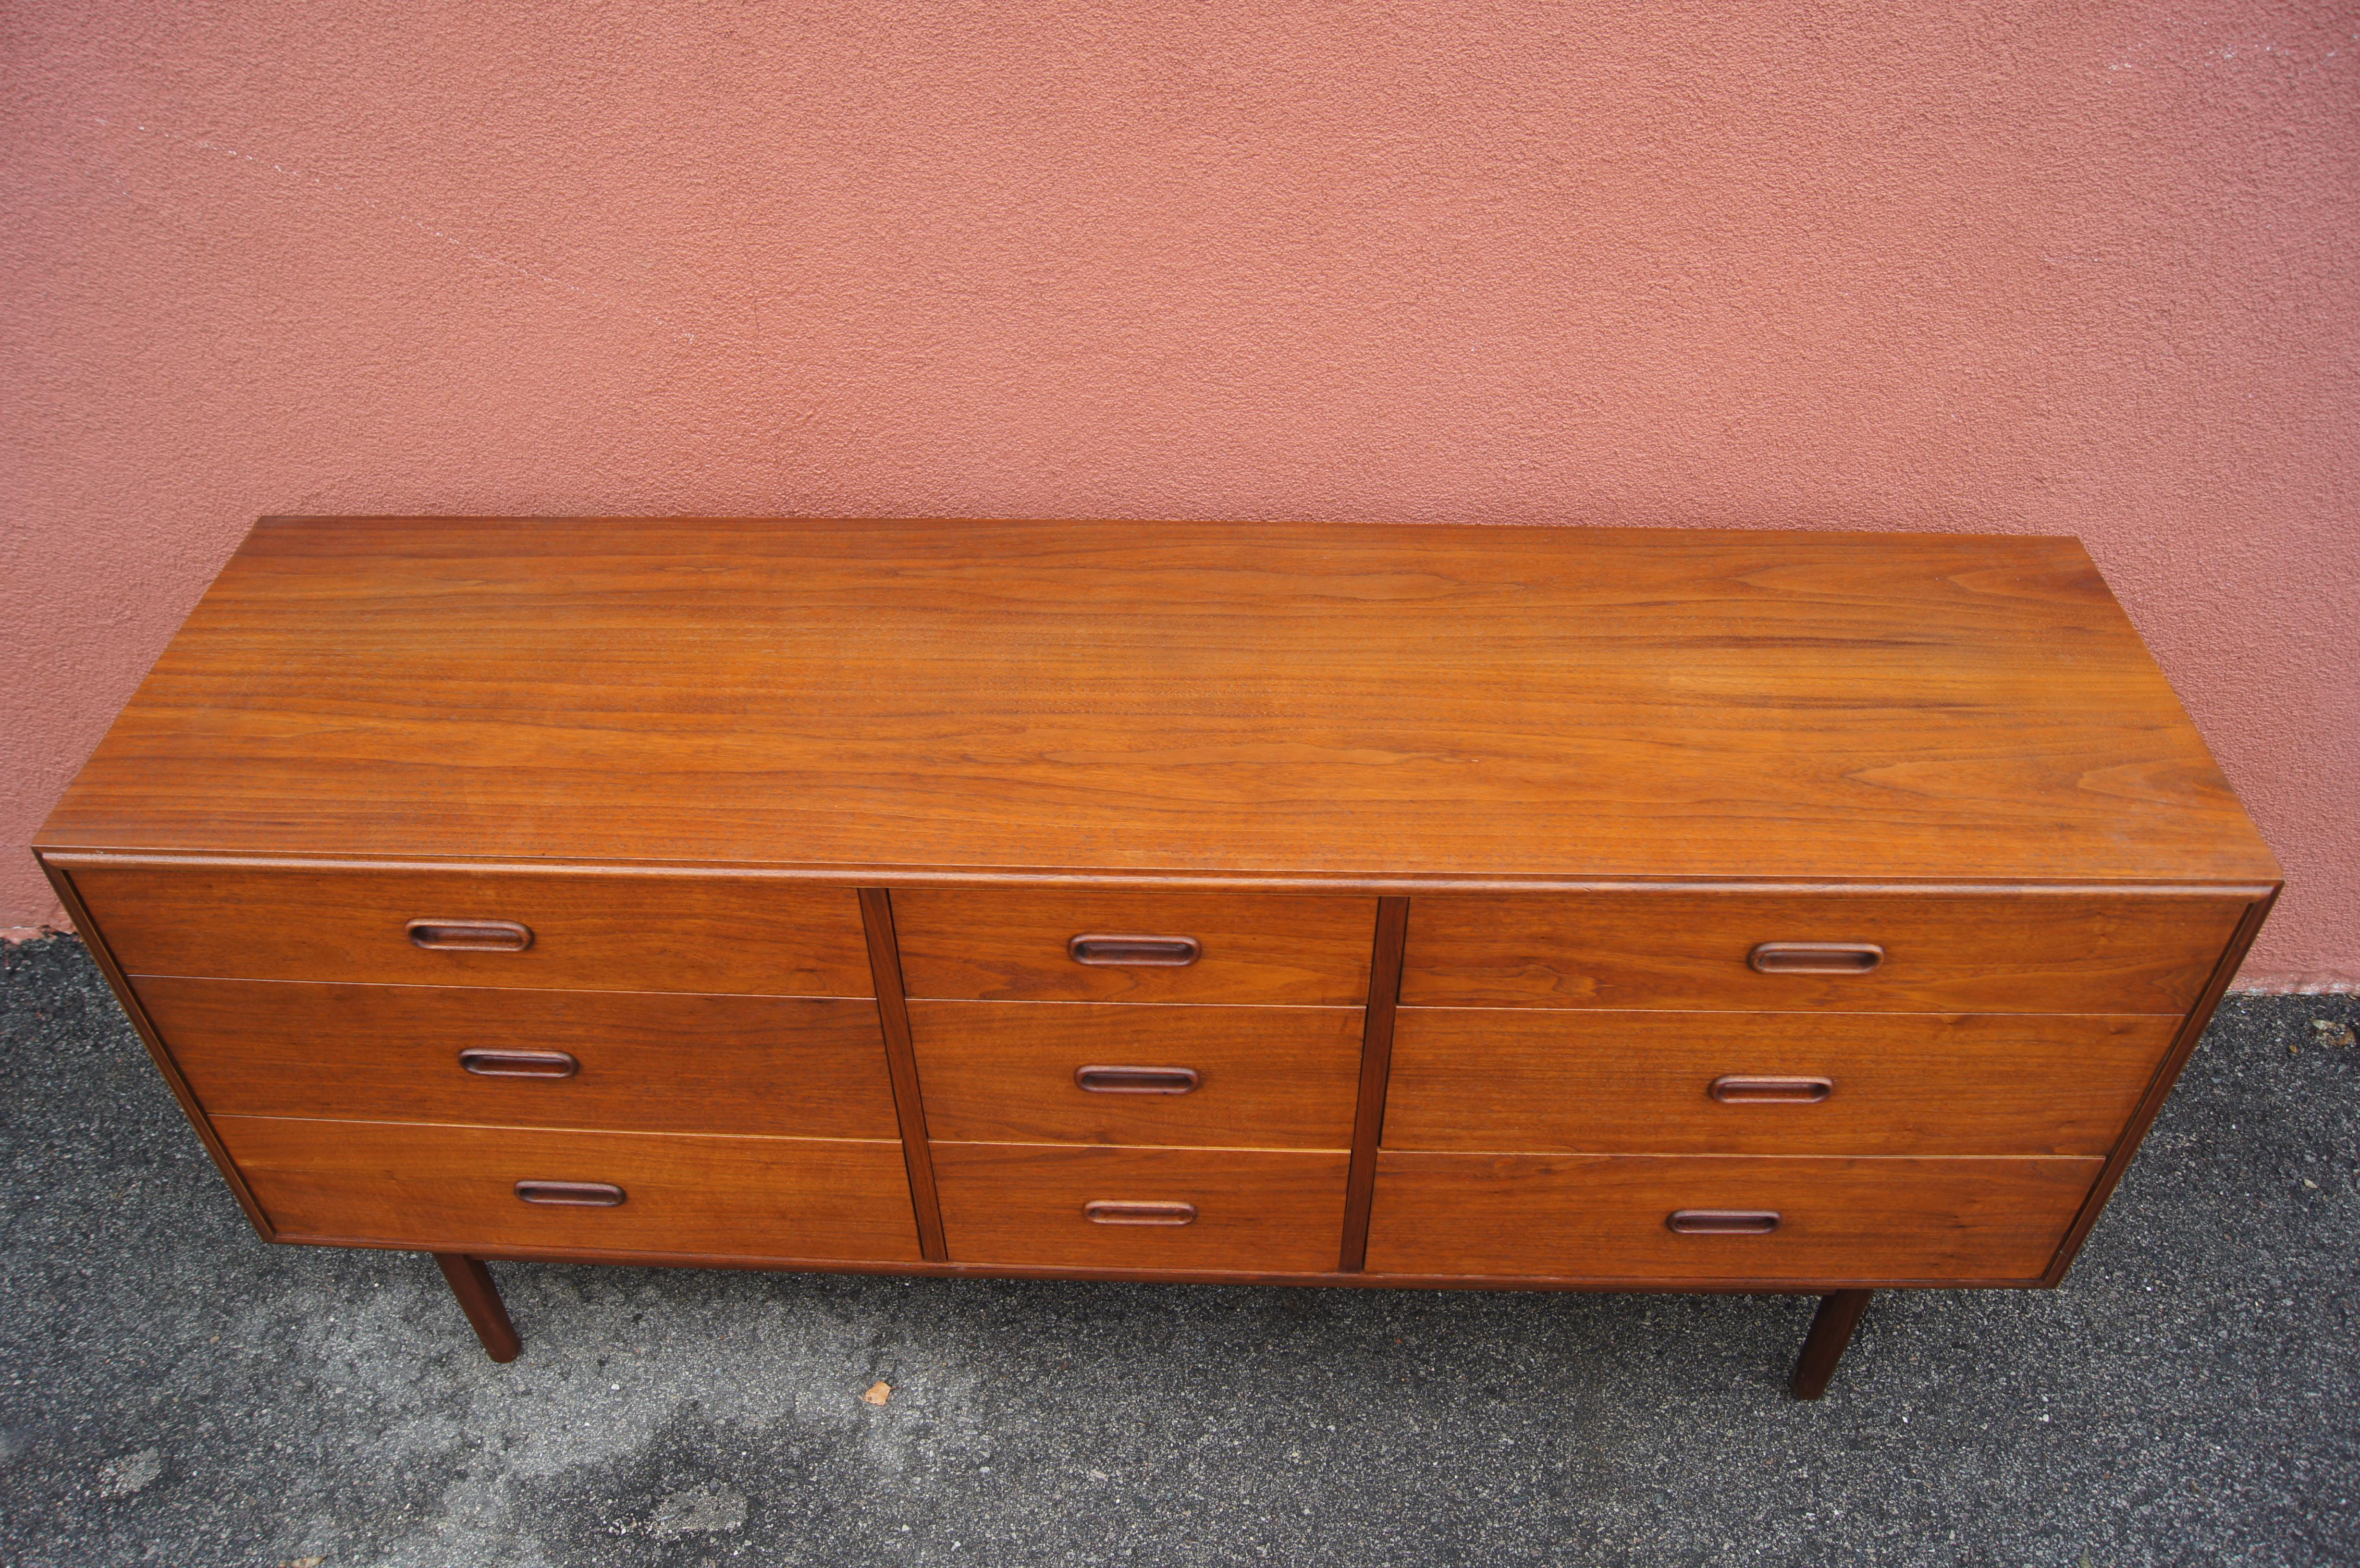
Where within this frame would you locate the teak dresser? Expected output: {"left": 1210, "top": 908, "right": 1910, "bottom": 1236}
{"left": 35, "top": 517, "right": 2279, "bottom": 1396}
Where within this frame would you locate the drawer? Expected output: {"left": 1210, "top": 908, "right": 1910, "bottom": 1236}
{"left": 931, "top": 1143, "right": 1350, "bottom": 1272}
{"left": 1366, "top": 1152, "right": 2101, "bottom": 1283}
{"left": 216, "top": 1116, "right": 920, "bottom": 1261}
{"left": 891, "top": 890, "right": 1375, "bottom": 1005}
{"left": 70, "top": 863, "right": 873, "bottom": 996}
{"left": 1400, "top": 891, "right": 2248, "bottom": 1014}
{"left": 138, "top": 977, "right": 900, "bottom": 1139}
{"left": 1383, "top": 1010, "right": 2177, "bottom": 1156}
{"left": 910, "top": 1001, "right": 1363, "bottom": 1150}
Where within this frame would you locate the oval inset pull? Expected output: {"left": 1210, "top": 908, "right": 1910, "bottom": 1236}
{"left": 1749, "top": 942, "right": 1882, "bottom": 975}
{"left": 1084, "top": 1200, "right": 1198, "bottom": 1226}
{"left": 461, "top": 1049, "right": 580, "bottom": 1079}
{"left": 1075, "top": 1065, "right": 1202, "bottom": 1095}
{"left": 1709, "top": 1075, "right": 1833, "bottom": 1104}
{"left": 1667, "top": 1209, "right": 1781, "bottom": 1236}
{"left": 515, "top": 1180, "right": 625, "bottom": 1207}
{"left": 408, "top": 919, "right": 533, "bottom": 953}
{"left": 1068, "top": 934, "right": 1202, "bottom": 968}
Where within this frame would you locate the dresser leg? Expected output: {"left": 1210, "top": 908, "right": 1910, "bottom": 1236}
{"left": 433, "top": 1253, "right": 522, "bottom": 1362}
{"left": 1789, "top": 1289, "right": 1872, "bottom": 1400}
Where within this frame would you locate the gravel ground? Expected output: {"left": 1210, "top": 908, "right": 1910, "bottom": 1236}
{"left": 1, "top": 933, "right": 2353, "bottom": 1568}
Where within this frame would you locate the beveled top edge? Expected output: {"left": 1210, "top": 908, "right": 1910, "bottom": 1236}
{"left": 35, "top": 845, "right": 2282, "bottom": 900}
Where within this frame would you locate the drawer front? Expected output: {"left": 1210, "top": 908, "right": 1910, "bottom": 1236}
{"left": 892, "top": 890, "right": 1376, "bottom": 1005}
{"left": 1366, "top": 1152, "right": 2101, "bottom": 1282}
{"left": 1400, "top": 892, "right": 2247, "bottom": 1013}
{"left": 931, "top": 1143, "right": 1350, "bottom": 1272}
{"left": 71, "top": 863, "right": 873, "bottom": 996}
{"left": 139, "top": 978, "right": 900, "bottom": 1139}
{"left": 910, "top": 1001, "right": 1364, "bottom": 1150}
{"left": 1384, "top": 1010, "right": 2177, "bottom": 1157}
{"left": 217, "top": 1116, "right": 920, "bottom": 1261}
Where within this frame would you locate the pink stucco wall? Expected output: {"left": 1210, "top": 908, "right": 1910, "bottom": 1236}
{"left": 4, "top": 4, "right": 2354, "bottom": 984}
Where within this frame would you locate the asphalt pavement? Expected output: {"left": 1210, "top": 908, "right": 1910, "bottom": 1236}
{"left": 2, "top": 933, "right": 2352, "bottom": 1567}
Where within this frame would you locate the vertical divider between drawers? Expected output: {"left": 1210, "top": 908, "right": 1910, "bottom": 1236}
{"left": 1339, "top": 896, "right": 1411, "bottom": 1272}
{"left": 859, "top": 888, "right": 948, "bottom": 1262}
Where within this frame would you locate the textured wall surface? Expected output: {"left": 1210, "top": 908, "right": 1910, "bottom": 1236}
{"left": 3, "top": 3, "right": 2353, "bottom": 983}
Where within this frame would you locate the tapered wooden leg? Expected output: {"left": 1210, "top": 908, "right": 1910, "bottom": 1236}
{"left": 433, "top": 1253, "right": 521, "bottom": 1362}
{"left": 1790, "top": 1289, "right": 1872, "bottom": 1400}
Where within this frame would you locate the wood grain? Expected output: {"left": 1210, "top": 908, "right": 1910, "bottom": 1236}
{"left": 1365, "top": 1152, "right": 2101, "bottom": 1282}
{"left": 73, "top": 862, "right": 873, "bottom": 996}
{"left": 893, "top": 890, "right": 1374, "bottom": 1004}
{"left": 1383, "top": 1009, "right": 2178, "bottom": 1156}
{"left": 135, "top": 977, "right": 901, "bottom": 1138}
{"left": 219, "top": 1116, "right": 921, "bottom": 1260}
{"left": 35, "top": 518, "right": 2280, "bottom": 886}
{"left": 1400, "top": 891, "right": 2246, "bottom": 1014}
{"left": 908, "top": 1000, "right": 1363, "bottom": 1149}
{"left": 930, "top": 1142, "right": 1350, "bottom": 1272}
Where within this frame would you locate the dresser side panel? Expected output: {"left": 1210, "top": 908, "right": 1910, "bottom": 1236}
{"left": 2038, "top": 887, "right": 2280, "bottom": 1284}
{"left": 35, "top": 856, "right": 274, "bottom": 1239}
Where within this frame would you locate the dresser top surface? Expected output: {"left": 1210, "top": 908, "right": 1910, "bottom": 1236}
{"left": 38, "top": 517, "right": 2278, "bottom": 886}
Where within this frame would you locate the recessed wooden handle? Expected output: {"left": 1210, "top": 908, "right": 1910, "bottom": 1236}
{"left": 1709, "top": 1075, "right": 1833, "bottom": 1104}
{"left": 407, "top": 919, "right": 533, "bottom": 953}
{"left": 1667, "top": 1209, "right": 1781, "bottom": 1235}
{"left": 1074, "top": 1065, "right": 1202, "bottom": 1095}
{"left": 460, "top": 1049, "right": 580, "bottom": 1079}
{"left": 1068, "top": 934, "right": 1202, "bottom": 967}
{"left": 1083, "top": 1200, "right": 1198, "bottom": 1226}
{"left": 1748, "top": 942, "right": 1882, "bottom": 975}
{"left": 514, "top": 1180, "right": 625, "bottom": 1207}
